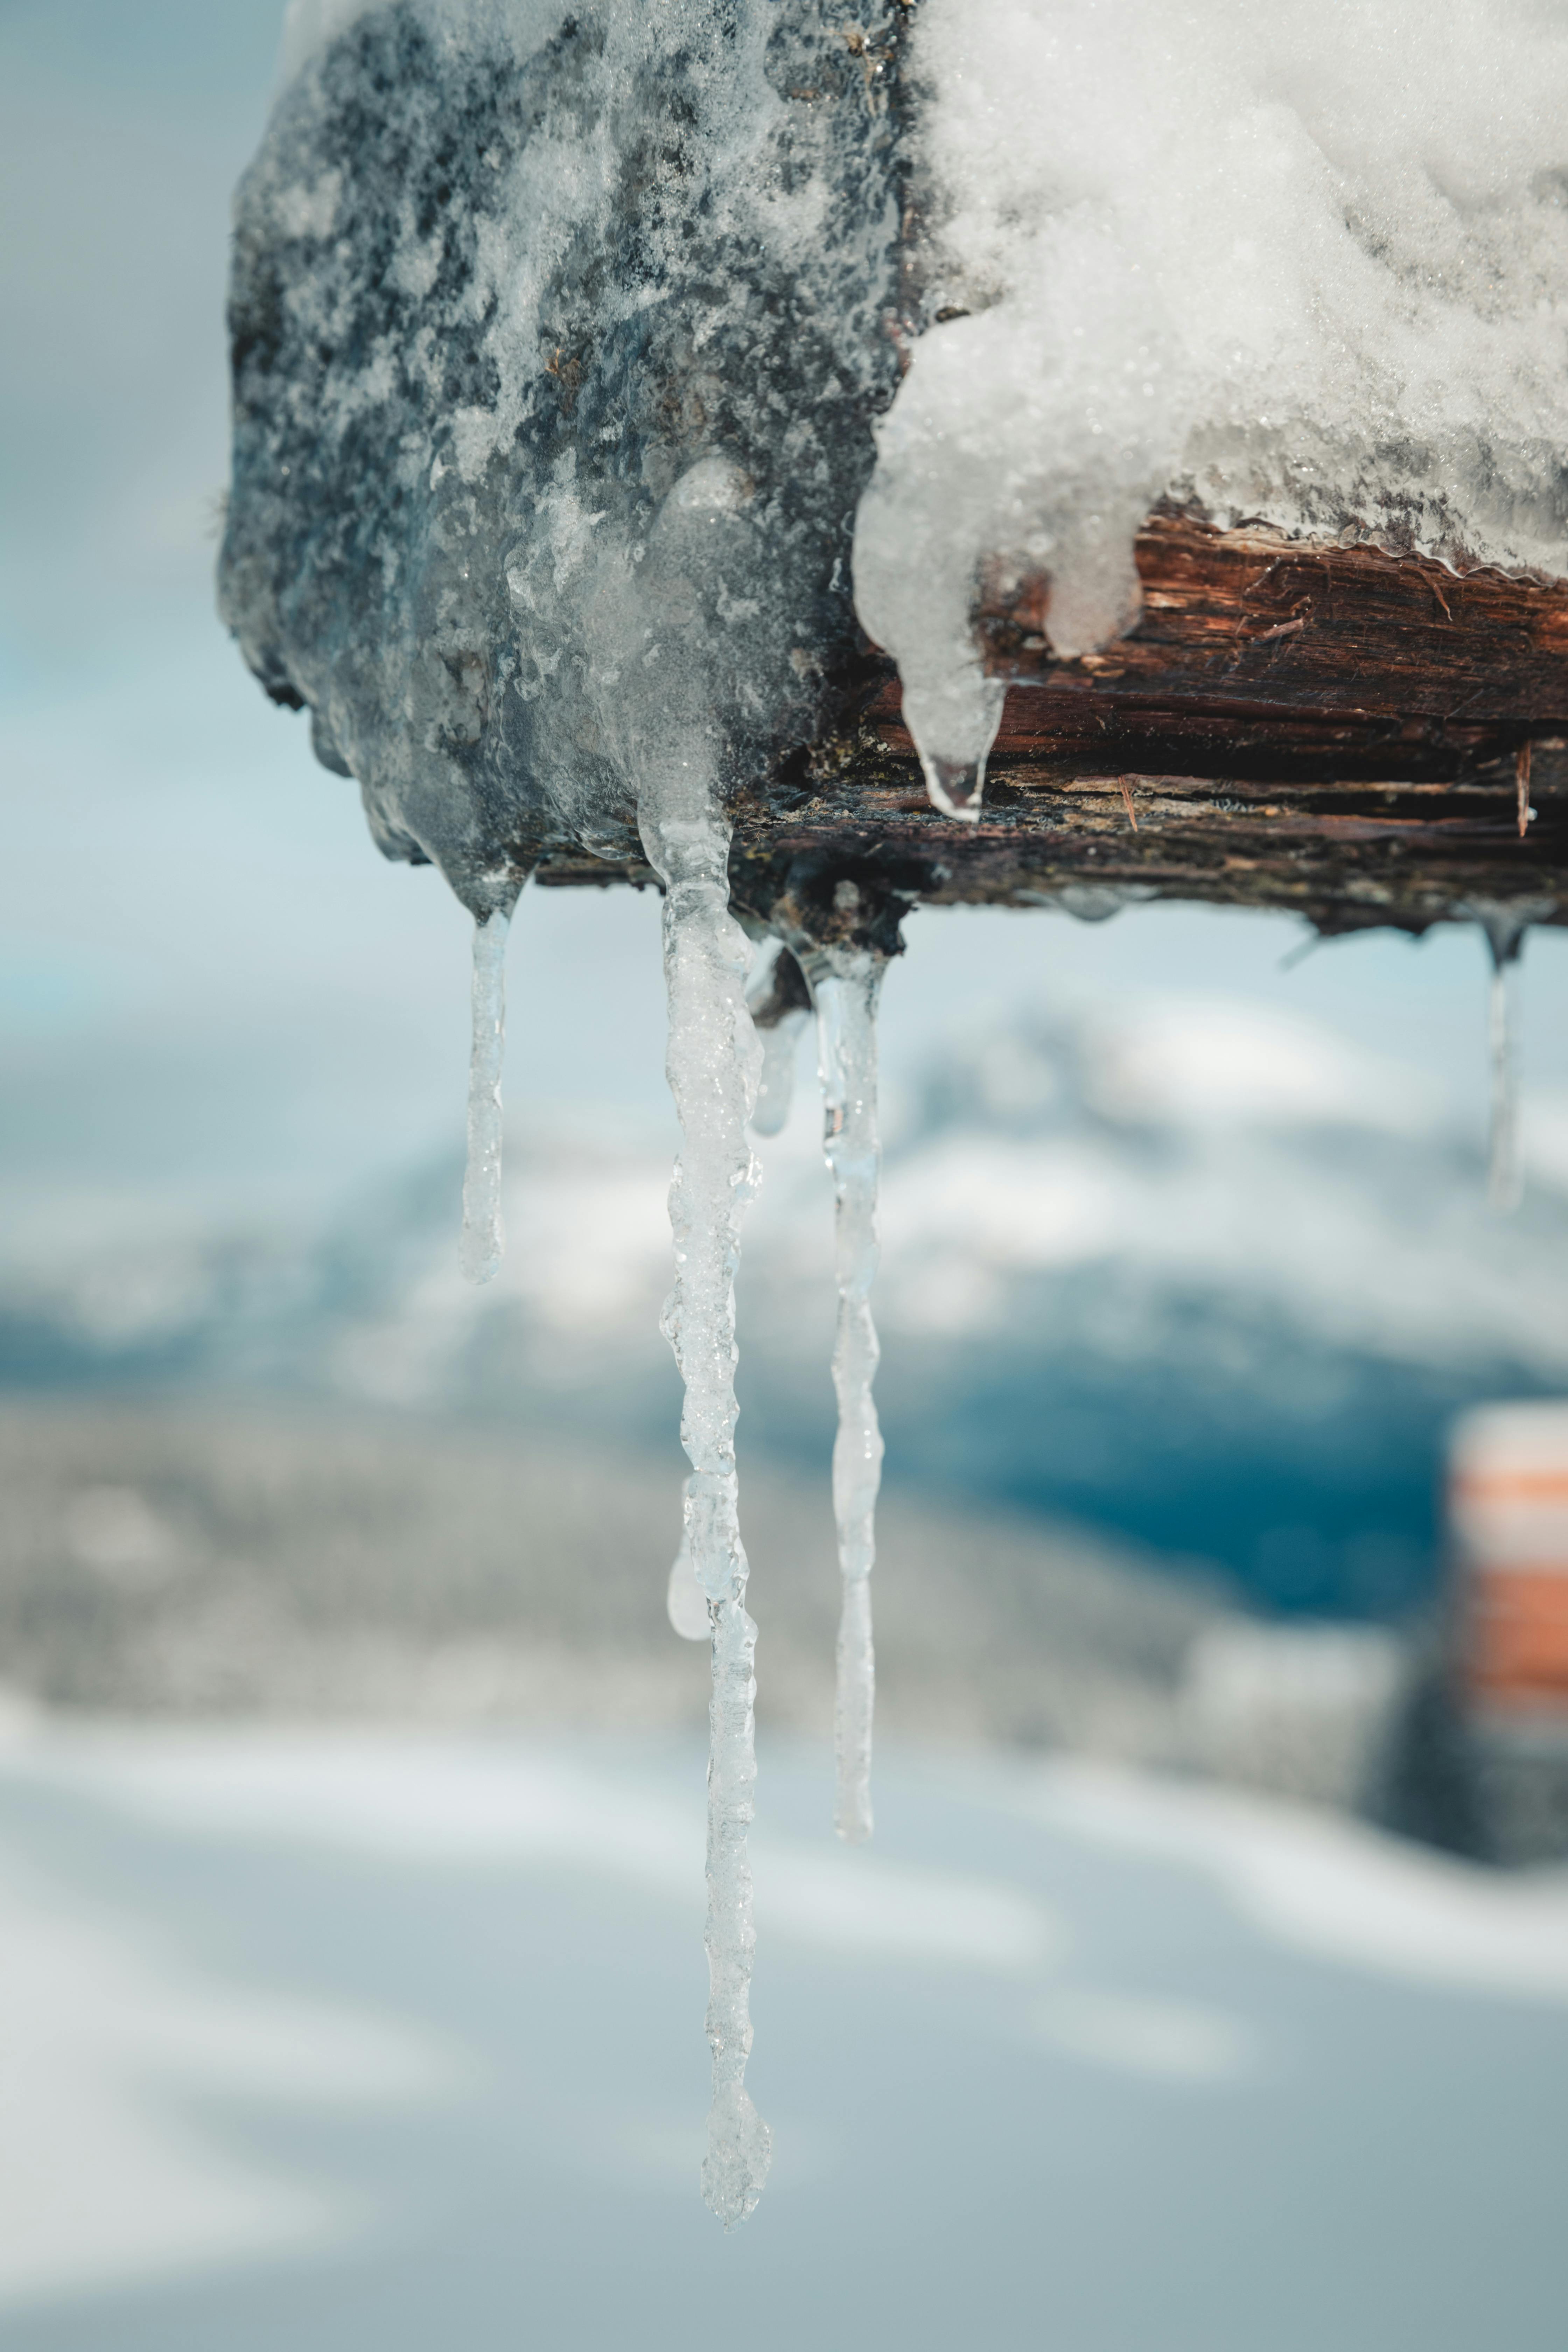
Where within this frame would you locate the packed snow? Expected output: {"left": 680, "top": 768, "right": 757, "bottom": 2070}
{"left": 855, "top": 0, "right": 1568, "bottom": 812}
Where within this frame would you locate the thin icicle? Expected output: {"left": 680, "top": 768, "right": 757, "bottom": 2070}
{"left": 752, "top": 1007, "right": 809, "bottom": 1136}
{"left": 805, "top": 944, "right": 886, "bottom": 1846}
{"left": 1487, "top": 955, "right": 1521, "bottom": 1214}
{"left": 638, "top": 754, "right": 770, "bottom": 2230}
{"left": 459, "top": 906, "right": 511, "bottom": 1284}
{"left": 747, "top": 943, "right": 812, "bottom": 1139}
{"left": 1471, "top": 909, "right": 1537, "bottom": 1216}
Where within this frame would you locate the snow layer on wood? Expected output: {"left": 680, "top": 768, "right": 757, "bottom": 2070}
{"left": 223, "top": 0, "right": 903, "bottom": 908}
{"left": 855, "top": 0, "right": 1568, "bottom": 812}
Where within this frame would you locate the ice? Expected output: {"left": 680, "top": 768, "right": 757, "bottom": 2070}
{"left": 1478, "top": 918, "right": 1528, "bottom": 1218}
{"left": 665, "top": 1538, "right": 711, "bottom": 1643}
{"left": 223, "top": 2, "right": 904, "bottom": 899}
{"left": 1487, "top": 959, "right": 1520, "bottom": 1216}
{"left": 747, "top": 944, "right": 812, "bottom": 1140}
{"left": 458, "top": 905, "right": 511, "bottom": 1286}
{"left": 1470, "top": 906, "right": 1552, "bottom": 1214}
{"left": 855, "top": 0, "right": 1568, "bottom": 817}
{"left": 638, "top": 758, "right": 771, "bottom": 2228}
{"left": 751, "top": 1011, "right": 808, "bottom": 1139}
{"left": 804, "top": 946, "right": 887, "bottom": 1845}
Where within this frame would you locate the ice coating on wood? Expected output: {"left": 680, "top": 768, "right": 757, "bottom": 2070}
{"left": 806, "top": 946, "right": 886, "bottom": 1845}
{"left": 458, "top": 906, "right": 510, "bottom": 1285}
{"left": 639, "top": 761, "right": 770, "bottom": 2228}
{"left": 666, "top": 1535, "right": 711, "bottom": 1643}
{"left": 854, "top": 0, "right": 1568, "bottom": 818}
{"left": 221, "top": 1, "right": 905, "bottom": 904}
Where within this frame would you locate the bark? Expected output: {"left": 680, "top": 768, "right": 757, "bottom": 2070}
{"left": 537, "top": 509, "right": 1568, "bottom": 941}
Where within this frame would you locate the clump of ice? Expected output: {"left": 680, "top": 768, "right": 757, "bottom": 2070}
{"left": 855, "top": 0, "right": 1568, "bottom": 813}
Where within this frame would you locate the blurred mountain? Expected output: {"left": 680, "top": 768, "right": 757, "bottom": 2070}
{"left": 6, "top": 993, "right": 1567, "bottom": 1618}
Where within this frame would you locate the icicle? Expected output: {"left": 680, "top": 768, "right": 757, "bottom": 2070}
{"left": 1487, "top": 952, "right": 1522, "bottom": 1215}
{"left": 897, "top": 671, "right": 1006, "bottom": 823}
{"left": 804, "top": 943, "right": 886, "bottom": 1846}
{"left": 752, "top": 1008, "right": 808, "bottom": 1136}
{"left": 459, "top": 905, "right": 512, "bottom": 1284}
{"left": 638, "top": 755, "right": 771, "bottom": 2230}
{"left": 1474, "top": 910, "right": 1532, "bottom": 1215}
{"left": 746, "top": 943, "right": 812, "bottom": 1139}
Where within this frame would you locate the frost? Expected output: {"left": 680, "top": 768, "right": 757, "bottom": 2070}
{"left": 804, "top": 946, "right": 887, "bottom": 1845}
{"left": 855, "top": 0, "right": 1568, "bottom": 814}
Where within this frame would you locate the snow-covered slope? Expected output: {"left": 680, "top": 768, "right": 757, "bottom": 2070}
{"left": 7, "top": 995, "right": 1566, "bottom": 1612}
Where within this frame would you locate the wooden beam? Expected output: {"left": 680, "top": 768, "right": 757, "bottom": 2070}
{"left": 537, "top": 508, "right": 1568, "bottom": 938}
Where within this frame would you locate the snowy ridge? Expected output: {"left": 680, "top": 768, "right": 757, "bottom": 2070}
{"left": 7, "top": 994, "right": 1568, "bottom": 1604}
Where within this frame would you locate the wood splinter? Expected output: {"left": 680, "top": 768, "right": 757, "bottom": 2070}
{"left": 1517, "top": 742, "right": 1533, "bottom": 839}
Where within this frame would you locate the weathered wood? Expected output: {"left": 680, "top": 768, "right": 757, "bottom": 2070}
{"left": 534, "top": 507, "right": 1568, "bottom": 939}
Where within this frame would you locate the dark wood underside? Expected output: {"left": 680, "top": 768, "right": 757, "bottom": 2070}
{"left": 536, "top": 509, "right": 1568, "bottom": 937}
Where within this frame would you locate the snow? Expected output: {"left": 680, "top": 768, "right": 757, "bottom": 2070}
{"left": 0, "top": 1825, "right": 452, "bottom": 2309}
{"left": 856, "top": 0, "right": 1568, "bottom": 813}
{"left": 1028, "top": 1757, "right": 1568, "bottom": 2004}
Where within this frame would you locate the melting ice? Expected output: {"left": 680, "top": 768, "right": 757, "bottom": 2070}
{"left": 805, "top": 946, "right": 887, "bottom": 1846}
{"left": 638, "top": 757, "right": 771, "bottom": 2230}
{"left": 459, "top": 906, "right": 512, "bottom": 1286}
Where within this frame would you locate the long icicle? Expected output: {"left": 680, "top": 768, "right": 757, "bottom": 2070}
{"left": 638, "top": 757, "right": 770, "bottom": 2230}
{"left": 806, "top": 944, "right": 886, "bottom": 1845}
{"left": 459, "top": 904, "right": 513, "bottom": 1284}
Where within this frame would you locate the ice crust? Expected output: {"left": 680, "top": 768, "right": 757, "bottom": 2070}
{"left": 221, "top": 0, "right": 904, "bottom": 911}
{"left": 855, "top": 0, "right": 1568, "bottom": 810}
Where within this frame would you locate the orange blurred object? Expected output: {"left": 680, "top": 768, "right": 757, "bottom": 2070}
{"left": 1450, "top": 1404, "right": 1568, "bottom": 1715}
